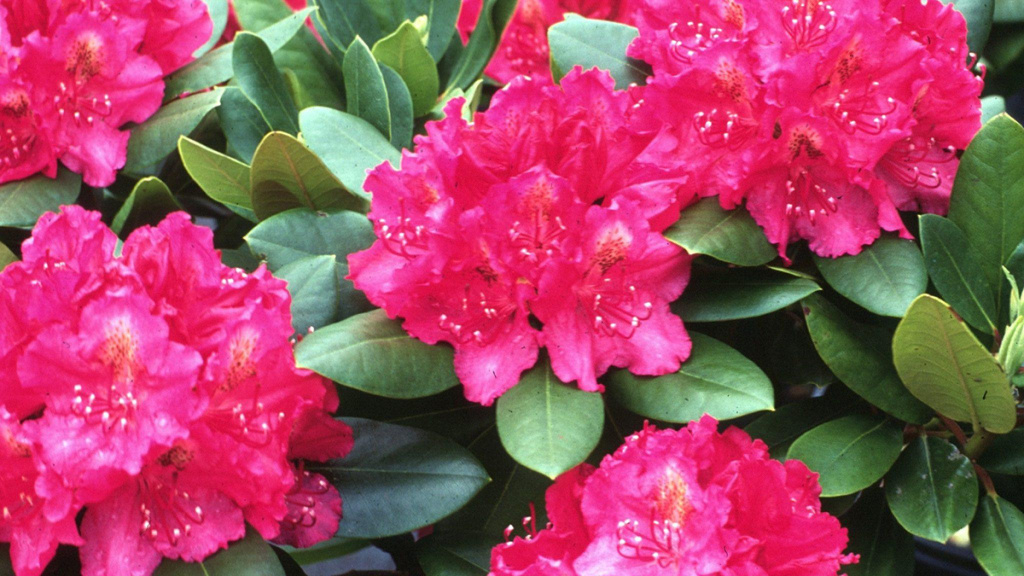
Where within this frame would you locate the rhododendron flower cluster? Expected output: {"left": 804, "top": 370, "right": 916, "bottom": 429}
{"left": 0, "top": 207, "right": 352, "bottom": 576}
{"left": 458, "top": 0, "right": 638, "bottom": 83}
{"left": 491, "top": 416, "right": 858, "bottom": 575}
{"left": 348, "top": 68, "right": 692, "bottom": 405}
{"left": 628, "top": 0, "right": 982, "bottom": 257}
{"left": 0, "top": 0, "right": 210, "bottom": 187}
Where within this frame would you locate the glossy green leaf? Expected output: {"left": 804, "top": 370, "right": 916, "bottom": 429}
{"left": 496, "top": 359, "right": 604, "bottom": 479}
{"left": 893, "top": 294, "right": 1016, "bottom": 433}
{"left": 124, "top": 89, "right": 224, "bottom": 175}
{"left": 245, "top": 208, "right": 375, "bottom": 269}
{"left": 983, "top": 95, "right": 1008, "bottom": 123}
{"left": 178, "top": 136, "right": 254, "bottom": 215}
{"left": 232, "top": 33, "right": 301, "bottom": 134}
{"left": 445, "top": 0, "right": 517, "bottom": 89}
{"left": 948, "top": 115, "right": 1024, "bottom": 320}
{"left": 979, "top": 429, "right": 1024, "bottom": 475}
{"left": 944, "top": 0, "right": 995, "bottom": 53}
{"left": 312, "top": 0, "right": 382, "bottom": 50}
{"left": 885, "top": 436, "right": 979, "bottom": 542}
{"left": 548, "top": 18, "right": 650, "bottom": 89}
{"left": 814, "top": 236, "right": 927, "bottom": 317}
{"left": 195, "top": 0, "right": 230, "bottom": 58}
{"left": 802, "top": 294, "right": 933, "bottom": 424}
{"left": 299, "top": 107, "right": 400, "bottom": 197}
{"left": 663, "top": 198, "right": 776, "bottom": 266}
{"left": 407, "top": 0, "right": 461, "bottom": 60}
{"left": 217, "top": 87, "right": 271, "bottom": 164}
{"left": 673, "top": 267, "right": 819, "bottom": 322}
{"left": 0, "top": 244, "right": 15, "bottom": 273}
{"left": 276, "top": 254, "right": 341, "bottom": 332}
{"left": 417, "top": 533, "right": 490, "bottom": 576}
{"left": 250, "top": 132, "right": 366, "bottom": 220}
{"left": 111, "top": 177, "right": 182, "bottom": 236}
{"left": 380, "top": 64, "right": 415, "bottom": 149}
{"left": 920, "top": 214, "right": 998, "bottom": 332}
{"left": 234, "top": 0, "right": 345, "bottom": 109}
{"left": 996, "top": 0, "right": 1024, "bottom": 21}
{"left": 164, "top": 8, "right": 314, "bottom": 98}
{"left": 744, "top": 397, "right": 846, "bottom": 459}
{"left": 312, "top": 418, "right": 490, "bottom": 539}
{"left": 0, "top": 168, "right": 80, "bottom": 228}
{"left": 842, "top": 489, "right": 916, "bottom": 576}
{"left": 153, "top": 528, "right": 285, "bottom": 575}
{"left": 372, "top": 21, "right": 440, "bottom": 117}
{"left": 606, "top": 332, "right": 773, "bottom": 423}
{"left": 787, "top": 414, "right": 903, "bottom": 497}
{"left": 344, "top": 37, "right": 393, "bottom": 141}
{"left": 971, "top": 495, "right": 1024, "bottom": 576}
{"left": 296, "top": 309, "right": 459, "bottom": 398}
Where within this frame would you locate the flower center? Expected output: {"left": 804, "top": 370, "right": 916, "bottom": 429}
{"left": 221, "top": 330, "right": 258, "bottom": 392}
{"left": 592, "top": 225, "right": 632, "bottom": 275}
{"left": 787, "top": 125, "right": 824, "bottom": 160}
{"left": 66, "top": 32, "right": 106, "bottom": 80}
{"left": 654, "top": 469, "right": 692, "bottom": 526}
{"left": 0, "top": 88, "right": 39, "bottom": 170}
{"left": 100, "top": 316, "right": 139, "bottom": 383}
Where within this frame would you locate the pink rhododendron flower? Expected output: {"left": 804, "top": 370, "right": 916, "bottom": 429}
{"left": 0, "top": 0, "right": 211, "bottom": 187}
{"left": 349, "top": 68, "right": 691, "bottom": 405}
{"left": 491, "top": 416, "right": 858, "bottom": 575}
{"left": 629, "top": 0, "right": 982, "bottom": 258}
{"left": 458, "top": 0, "right": 638, "bottom": 83}
{"left": 0, "top": 206, "right": 353, "bottom": 576}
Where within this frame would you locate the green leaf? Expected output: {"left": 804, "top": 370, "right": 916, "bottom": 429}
{"left": 312, "top": 0, "right": 382, "bottom": 51}
{"left": 885, "top": 436, "right": 979, "bottom": 542}
{"left": 153, "top": 528, "right": 285, "bottom": 575}
{"left": 178, "top": 136, "right": 255, "bottom": 214}
{"left": 245, "top": 208, "right": 375, "bottom": 269}
{"left": 299, "top": 107, "right": 400, "bottom": 197}
{"left": 673, "top": 267, "right": 819, "bottom": 322}
{"left": 295, "top": 309, "right": 459, "bottom": 398}
{"left": 234, "top": 0, "right": 345, "bottom": 110}
{"left": 111, "top": 177, "right": 182, "bottom": 236}
{"left": 841, "top": 489, "right": 916, "bottom": 576}
{"left": 276, "top": 254, "right": 341, "bottom": 332}
{"left": 164, "top": 8, "right": 315, "bottom": 98}
{"left": 124, "top": 89, "right": 224, "bottom": 175}
{"left": 0, "top": 243, "right": 16, "bottom": 273}
{"left": 979, "top": 428, "right": 1024, "bottom": 475}
{"left": 311, "top": 418, "right": 490, "bottom": 539}
{"left": 920, "top": 214, "right": 998, "bottom": 332}
{"left": 744, "top": 397, "right": 847, "bottom": 459}
{"left": 944, "top": 0, "right": 995, "bottom": 53}
{"left": 445, "top": 0, "right": 517, "bottom": 90}
{"left": 217, "top": 87, "right": 271, "bottom": 164}
{"left": 496, "top": 359, "right": 604, "bottom": 479}
{"left": 548, "top": 18, "right": 650, "bottom": 89}
{"left": 814, "top": 236, "right": 927, "bottom": 318}
{"left": 407, "top": 0, "right": 461, "bottom": 61}
{"left": 233, "top": 32, "right": 301, "bottom": 134}
{"left": 344, "top": 37, "right": 393, "bottom": 141}
{"left": 250, "top": 132, "right": 367, "bottom": 220}
{"left": 802, "top": 294, "right": 933, "bottom": 424}
{"left": 971, "top": 494, "right": 1024, "bottom": 576}
{"left": 787, "top": 414, "right": 903, "bottom": 497}
{"left": 983, "top": 95, "right": 1008, "bottom": 124}
{"left": 892, "top": 294, "right": 1017, "bottom": 433}
{"left": 663, "top": 198, "right": 776, "bottom": 266}
{"left": 0, "top": 168, "right": 80, "bottom": 228}
{"left": 606, "top": 332, "right": 774, "bottom": 423}
{"left": 372, "top": 21, "right": 440, "bottom": 117}
{"left": 195, "top": 0, "right": 230, "bottom": 58}
{"left": 380, "top": 64, "right": 415, "bottom": 149}
{"left": 948, "top": 115, "right": 1024, "bottom": 322}
{"left": 996, "top": 0, "right": 1024, "bottom": 21}
{"left": 416, "top": 533, "right": 490, "bottom": 576}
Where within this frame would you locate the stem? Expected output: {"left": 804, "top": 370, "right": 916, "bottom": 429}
{"left": 939, "top": 415, "right": 969, "bottom": 449}
{"left": 966, "top": 428, "right": 998, "bottom": 461}
{"left": 974, "top": 462, "right": 998, "bottom": 496}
